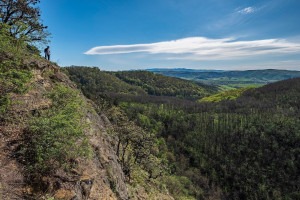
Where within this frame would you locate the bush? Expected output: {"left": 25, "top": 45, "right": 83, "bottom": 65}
{"left": 164, "top": 175, "right": 198, "bottom": 200}
{"left": 0, "top": 67, "right": 33, "bottom": 115}
{"left": 0, "top": 22, "right": 29, "bottom": 57}
{"left": 0, "top": 22, "right": 33, "bottom": 115}
{"left": 23, "top": 84, "right": 92, "bottom": 174}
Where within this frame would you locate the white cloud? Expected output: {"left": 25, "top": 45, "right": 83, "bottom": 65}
{"left": 85, "top": 37, "right": 300, "bottom": 61}
{"left": 237, "top": 7, "right": 256, "bottom": 14}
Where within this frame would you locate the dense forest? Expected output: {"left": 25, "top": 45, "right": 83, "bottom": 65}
{"left": 66, "top": 66, "right": 300, "bottom": 200}
{"left": 65, "top": 67, "right": 218, "bottom": 101}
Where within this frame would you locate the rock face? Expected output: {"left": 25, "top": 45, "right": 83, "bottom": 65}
{"left": 0, "top": 60, "right": 129, "bottom": 199}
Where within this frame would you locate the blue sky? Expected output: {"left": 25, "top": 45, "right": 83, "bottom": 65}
{"left": 39, "top": 0, "right": 300, "bottom": 71}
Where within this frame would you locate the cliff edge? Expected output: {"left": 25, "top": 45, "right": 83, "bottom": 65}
{"left": 0, "top": 59, "right": 129, "bottom": 200}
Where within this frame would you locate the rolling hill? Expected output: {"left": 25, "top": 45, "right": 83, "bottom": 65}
{"left": 148, "top": 68, "right": 300, "bottom": 90}
{"left": 65, "top": 67, "right": 218, "bottom": 101}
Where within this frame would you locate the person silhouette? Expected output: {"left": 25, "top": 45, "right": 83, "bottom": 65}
{"left": 44, "top": 46, "right": 51, "bottom": 60}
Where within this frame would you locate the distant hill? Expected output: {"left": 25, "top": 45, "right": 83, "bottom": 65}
{"left": 148, "top": 68, "right": 300, "bottom": 90}
{"left": 147, "top": 68, "right": 225, "bottom": 72}
{"left": 65, "top": 67, "right": 218, "bottom": 101}
{"left": 115, "top": 70, "right": 217, "bottom": 99}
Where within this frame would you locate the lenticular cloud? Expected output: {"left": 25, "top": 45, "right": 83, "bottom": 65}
{"left": 84, "top": 37, "right": 300, "bottom": 60}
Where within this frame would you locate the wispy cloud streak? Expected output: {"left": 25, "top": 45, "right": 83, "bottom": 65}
{"left": 237, "top": 7, "right": 256, "bottom": 14}
{"left": 85, "top": 37, "right": 300, "bottom": 60}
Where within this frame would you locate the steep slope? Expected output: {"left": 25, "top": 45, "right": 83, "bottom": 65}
{"left": 0, "top": 59, "right": 130, "bottom": 199}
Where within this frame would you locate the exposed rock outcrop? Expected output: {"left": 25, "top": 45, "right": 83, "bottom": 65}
{"left": 0, "top": 60, "right": 129, "bottom": 199}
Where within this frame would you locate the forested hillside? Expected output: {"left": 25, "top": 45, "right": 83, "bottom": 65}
{"left": 66, "top": 66, "right": 300, "bottom": 200}
{"left": 65, "top": 67, "right": 217, "bottom": 101}
{"left": 115, "top": 70, "right": 217, "bottom": 99}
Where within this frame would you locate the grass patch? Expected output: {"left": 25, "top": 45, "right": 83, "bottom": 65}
{"left": 199, "top": 87, "right": 255, "bottom": 102}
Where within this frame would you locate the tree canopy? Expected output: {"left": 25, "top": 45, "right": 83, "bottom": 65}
{"left": 0, "top": 0, "right": 49, "bottom": 42}
{"left": 65, "top": 66, "right": 300, "bottom": 200}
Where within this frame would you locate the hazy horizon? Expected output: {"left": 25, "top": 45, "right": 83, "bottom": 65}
{"left": 64, "top": 66, "right": 300, "bottom": 72}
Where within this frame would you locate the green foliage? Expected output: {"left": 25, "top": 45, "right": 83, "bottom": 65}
{"left": 26, "top": 44, "right": 41, "bottom": 55}
{"left": 0, "top": 0, "right": 50, "bottom": 43}
{"left": 0, "top": 95, "right": 10, "bottom": 113}
{"left": 199, "top": 87, "right": 254, "bottom": 102}
{"left": 116, "top": 70, "right": 215, "bottom": 100}
{"left": 115, "top": 78, "right": 300, "bottom": 199}
{"left": 163, "top": 175, "right": 198, "bottom": 200}
{"left": 108, "top": 106, "right": 168, "bottom": 181}
{"left": 65, "top": 66, "right": 300, "bottom": 200}
{"left": 0, "top": 23, "right": 32, "bottom": 69}
{"left": 24, "top": 84, "right": 92, "bottom": 174}
{"left": 0, "top": 68, "right": 33, "bottom": 93}
{"left": 0, "top": 22, "right": 29, "bottom": 56}
{"left": 65, "top": 67, "right": 216, "bottom": 103}
{"left": 66, "top": 66, "right": 146, "bottom": 96}
{"left": 0, "top": 22, "right": 33, "bottom": 115}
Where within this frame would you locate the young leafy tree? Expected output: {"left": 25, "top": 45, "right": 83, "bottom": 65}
{"left": 0, "top": 0, "right": 49, "bottom": 42}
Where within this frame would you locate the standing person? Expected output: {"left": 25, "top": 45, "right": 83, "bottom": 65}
{"left": 44, "top": 46, "right": 50, "bottom": 60}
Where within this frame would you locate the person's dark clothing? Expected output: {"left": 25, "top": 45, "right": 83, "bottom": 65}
{"left": 44, "top": 47, "right": 51, "bottom": 60}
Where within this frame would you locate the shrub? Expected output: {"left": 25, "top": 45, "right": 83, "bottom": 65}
{"left": 0, "top": 22, "right": 33, "bottom": 115}
{"left": 24, "top": 84, "right": 92, "bottom": 174}
{"left": 163, "top": 175, "right": 198, "bottom": 200}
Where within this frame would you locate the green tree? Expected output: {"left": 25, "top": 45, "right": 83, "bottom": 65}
{"left": 0, "top": 0, "right": 50, "bottom": 42}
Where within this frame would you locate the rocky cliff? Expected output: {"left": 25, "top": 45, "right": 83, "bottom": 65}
{"left": 0, "top": 59, "right": 130, "bottom": 199}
